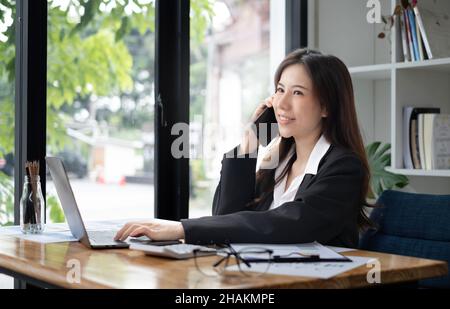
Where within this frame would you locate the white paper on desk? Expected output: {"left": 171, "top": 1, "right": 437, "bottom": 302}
{"left": 0, "top": 225, "right": 23, "bottom": 236}
{"left": 0, "top": 225, "right": 77, "bottom": 243}
{"left": 15, "top": 231, "right": 77, "bottom": 243}
{"left": 327, "top": 246, "right": 357, "bottom": 253}
{"left": 230, "top": 241, "right": 346, "bottom": 260}
{"left": 0, "top": 219, "right": 147, "bottom": 243}
{"left": 0, "top": 224, "right": 70, "bottom": 235}
{"left": 227, "top": 255, "right": 374, "bottom": 279}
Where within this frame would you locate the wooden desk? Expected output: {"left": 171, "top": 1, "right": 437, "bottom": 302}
{"left": 0, "top": 235, "right": 447, "bottom": 289}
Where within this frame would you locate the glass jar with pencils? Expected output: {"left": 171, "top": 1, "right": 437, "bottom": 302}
{"left": 20, "top": 161, "right": 45, "bottom": 234}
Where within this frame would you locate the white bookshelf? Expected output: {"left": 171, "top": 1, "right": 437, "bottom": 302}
{"left": 309, "top": 0, "right": 450, "bottom": 194}
{"left": 386, "top": 168, "right": 450, "bottom": 177}
{"left": 395, "top": 57, "right": 450, "bottom": 71}
{"left": 348, "top": 64, "right": 392, "bottom": 80}
{"left": 348, "top": 57, "right": 450, "bottom": 79}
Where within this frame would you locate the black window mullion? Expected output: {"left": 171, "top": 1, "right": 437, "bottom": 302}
{"left": 14, "top": 0, "right": 47, "bottom": 225}
{"left": 13, "top": 0, "right": 47, "bottom": 290}
{"left": 154, "top": 0, "right": 190, "bottom": 220}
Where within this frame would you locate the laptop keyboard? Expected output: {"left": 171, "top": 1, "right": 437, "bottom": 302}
{"left": 88, "top": 230, "right": 120, "bottom": 243}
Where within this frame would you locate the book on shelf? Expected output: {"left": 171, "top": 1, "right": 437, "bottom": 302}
{"left": 410, "top": 117, "right": 420, "bottom": 168}
{"left": 403, "top": 107, "right": 414, "bottom": 168}
{"left": 418, "top": 113, "right": 426, "bottom": 169}
{"left": 421, "top": 113, "right": 450, "bottom": 170}
{"left": 403, "top": 6, "right": 416, "bottom": 61}
{"left": 432, "top": 115, "right": 450, "bottom": 169}
{"left": 399, "top": 12, "right": 411, "bottom": 62}
{"left": 396, "top": 13, "right": 405, "bottom": 62}
{"left": 404, "top": 107, "right": 441, "bottom": 169}
{"left": 413, "top": 0, "right": 450, "bottom": 60}
{"left": 407, "top": 6, "right": 420, "bottom": 62}
{"left": 397, "top": 0, "right": 450, "bottom": 62}
{"left": 412, "top": 0, "right": 433, "bottom": 60}
{"left": 414, "top": 6, "right": 425, "bottom": 61}
{"left": 423, "top": 114, "right": 434, "bottom": 170}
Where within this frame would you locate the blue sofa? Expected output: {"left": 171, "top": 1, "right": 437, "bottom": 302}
{"left": 359, "top": 190, "right": 450, "bottom": 288}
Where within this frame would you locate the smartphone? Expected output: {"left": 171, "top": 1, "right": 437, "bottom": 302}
{"left": 252, "top": 106, "right": 278, "bottom": 146}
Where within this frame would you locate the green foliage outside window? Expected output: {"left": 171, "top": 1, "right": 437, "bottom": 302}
{"left": 0, "top": 0, "right": 214, "bottom": 225}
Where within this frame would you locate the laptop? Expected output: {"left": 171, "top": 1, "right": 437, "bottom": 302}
{"left": 46, "top": 156, "right": 129, "bottom": 249}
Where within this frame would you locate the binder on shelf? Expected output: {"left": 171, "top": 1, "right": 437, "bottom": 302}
{"left": 403, "top": 106, "right": 414, "bottom": 169}
{"left": 410, "top": 117, "right": 420, "bottom": 168}
{"left": 407, "top": 107, "right": 441, "bottom": 169}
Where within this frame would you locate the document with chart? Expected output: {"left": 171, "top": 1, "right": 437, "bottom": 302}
{"left": 227, "top": 242, "right": 375, "bottom": 279}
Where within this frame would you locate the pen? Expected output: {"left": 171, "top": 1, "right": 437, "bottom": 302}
{"left": 242, "top": 256, "right": 353, "bottom": 263}
{"left": 271, "top": 256, "right": 353, "bottom": 263}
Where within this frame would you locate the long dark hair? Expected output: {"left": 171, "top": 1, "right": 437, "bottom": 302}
{"left": 246, "top": 48, "right": 374, "bottom": 230}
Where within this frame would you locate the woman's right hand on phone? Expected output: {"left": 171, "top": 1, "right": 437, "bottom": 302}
{"left": 239, "top": 95, "right": 275, "bottom": 155}
{"left": 250, "top": 95, "right": 275, "bottom": 123}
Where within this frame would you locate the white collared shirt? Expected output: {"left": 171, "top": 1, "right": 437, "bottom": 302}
{"left": 267, "top": 134, "right": 331, "bottom": 210}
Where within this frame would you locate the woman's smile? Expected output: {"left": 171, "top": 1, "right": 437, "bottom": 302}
{"left": 278, "top": 114, "right": 295, "bottom": 125}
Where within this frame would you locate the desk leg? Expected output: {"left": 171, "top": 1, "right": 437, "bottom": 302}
{"left": 368, "top": 280, "right": 419, "bottom": 289}
{"left": 14, "top": 279, "right": 42, "bottom": 289}
{"left": 0, "top": 266, "right": 60, "bottom": 289}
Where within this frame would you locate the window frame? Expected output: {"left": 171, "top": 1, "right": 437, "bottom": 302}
{"left": 285, "top": 0, "right": 308, "bottom": 53}
{"left": 13, "top": 0, "right": 48, "bottom": 289}
{"left": 154, "top": 0, "right": 190, "bottom": 220}
{"left": 12, "top": 0, "right": 308, "bottom": 231}
{"left": 14, "top": 0, "right": 48, "bottom": 225}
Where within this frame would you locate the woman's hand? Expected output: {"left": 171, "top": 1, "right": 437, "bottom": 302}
{"left": 114, "top": 219, "right": 185, "bottom": 241}
{"left": 250, "top": 95, "right": 275, "bottom": 123}
{"left": 239, "top": 95, "right": 275, "bottom": 155}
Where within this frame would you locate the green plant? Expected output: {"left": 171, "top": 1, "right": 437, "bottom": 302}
{"left": 47, "top": 195, "right": 65, "bottom": 223}
{"left": 366, "top": 141, "right": 409, "bottom": 199}
{"left": 191, "top": 159, "right": 207, "bottom": 182}
{"left": 0, "top": 0, "right": 215, "bottom": 224}
{"left": 0, "top": 172, "right": 14, "bottom": 226}
{"left": 0, "top": 171, "right": 65, "bottom": 225}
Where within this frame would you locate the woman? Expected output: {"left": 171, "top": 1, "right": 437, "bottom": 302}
{"left": 115, "top": 48, "right": 373, "bottom": 248}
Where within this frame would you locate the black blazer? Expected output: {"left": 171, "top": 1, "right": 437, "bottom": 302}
{"left": 181, "top": 143, "right": 364, "bottom": 248}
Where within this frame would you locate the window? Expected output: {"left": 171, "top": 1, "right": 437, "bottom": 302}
{"left": 0, "top": 0, "right": 15, "bottom": 289}
{"left": 0, "top": 0, "right": 15, "bottom": 226}
{"left": 46, "top": 0, "right": 156, "bottom": 222}
{"left": 189, "top": 0, "right": 284, "bottom": 217}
